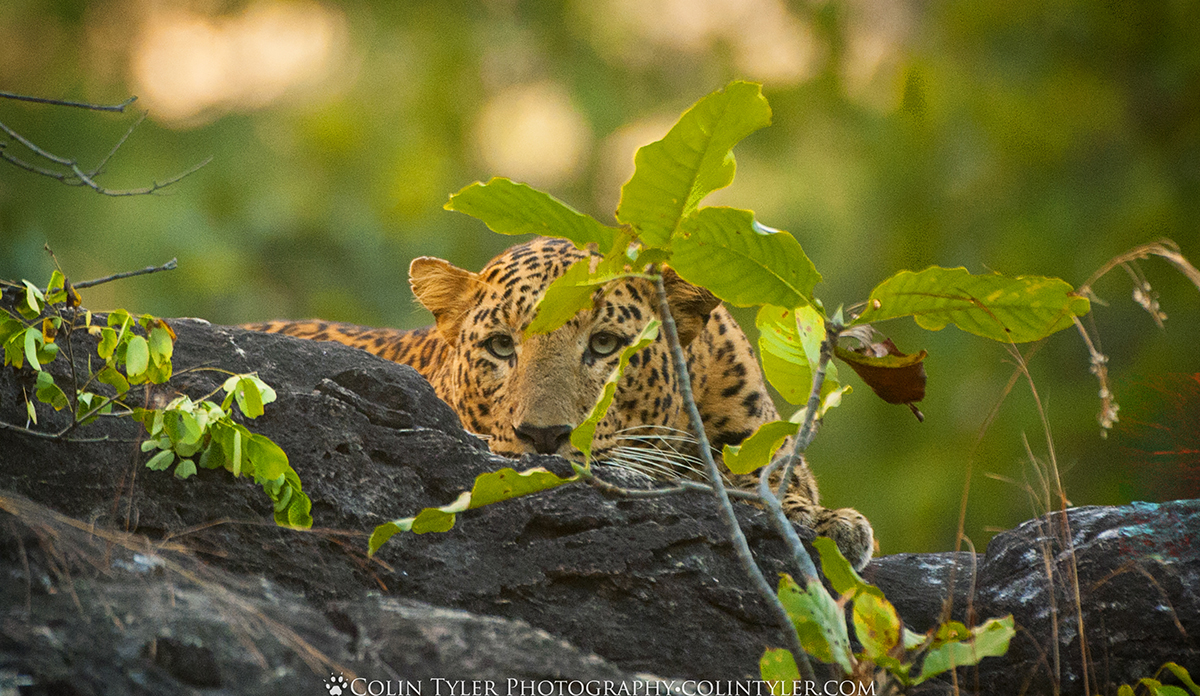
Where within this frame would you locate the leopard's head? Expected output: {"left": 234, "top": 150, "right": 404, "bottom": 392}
{"left": 409, "top": 237, "right": 718, "bottom": 463}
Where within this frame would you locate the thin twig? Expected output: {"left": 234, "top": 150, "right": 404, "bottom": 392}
{"left": 88, "top": 111, "right": 148, "bottom": 178}
{"left": 74, "top": 259, "right": 179, "bottom": 289}
{"left": 653, "top": 270, "right": 817, "bottom": 682}
{"left": 0, "top": 91, "right": 137, "bottom": 112}
{"left": 758, "top": 457, "right": 821, "bottom": 584}
{"left": 777, "top": 324, "right": 837, "bottom": 498}
{"left": 0, "top": 419, "right": 111, "bottom": 443}
{"left": 0, "top": 111, "right": 212, "bottom": 197}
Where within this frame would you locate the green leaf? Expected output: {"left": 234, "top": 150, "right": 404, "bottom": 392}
{"left": 247, "top": 433, "right": 289, "bottom": 480}
{"left": 570, "top": 319, "right": 661, "bottom": 460}
{"left": 616, "top": 81, "right": 772, "bottom": 247}
{"left": 672, "top": 207, "right": 820, "bottom": 308}
{"left": 369, "top": 522, "right": 405, "bottom": 554}
{"left": 526, "top": 258, "right": 599, "bottom": 335}
{"left": 146, "top": 449, "right": 175, "bottom": 471}
{"left": 759, "top": 649, "right": 801, "bottom": 694}
{"left": 106, "top": 309, "right": 132, "bottom": 329}
{"left": 468, "top": 467, "right": 577, "bottom": 508}
{"left": 164, "top": 410, "right": 203, "bottom": 446}
{"left": 777, "top": 573, "right": 853, "bottom": 674}
{"left": 23, "top": 328, "right": 42, "bottom": 371}
{"left": 1159, "top": 664, "right": 1200, "bottom": 695}
{"left": 222, "top": 374, "right": 276, "bottom": 419}
{"left": 722, "top": 420, "right": 799, "bottom": 475}
{"left": 0, "top": 316, "right": 23, "bottom": 354}
{"left": 4, "top": 328, "right": 28, "bottom": 368}
{"left": 395, "top": 490, "right": 472, "bottom": 537}
{"left": 854, "top": 267, "right": 1090, "bottom": 343}
{"left": 97, "top": 365, "right": 130, "bottom": 394}
{"left": 75, "top": 392, "right": 112, "bottom": 426}
{"left": 35, "top": 371, "right": 68, "bottom": 411}
{"left": 149, "top": 326, "right": 174, "bottom": 366}
{"left": 125, "top": 335, "right": 149, "bottom": 377}
{"left": 446, "top": 178, "right": 618, "bottom": 253}
{"left": 811, "top": 537, "right": 876, "bottom": 599}
{"left": 852, "top": 590, "right": 901, "bottom": 660}
{"left": 914, "top": 615, "right": 1015, "bottom": 684}
{"left": 25, "top": 398, "right": 36, "bottom": 425}
{"left": 280, "top": 489, "right": 312, "bottom": 528}
{"left": 97, "top": 327, "right": 119, "bottom": 360}
{"left": 174, "top": 459, "right": 197, "bottom": 479}
{"left": 46, "top": 270, "right": 67, "bottom": 304}
{"left": 199, "top": 440, "right": 225, "bottom": 469}
{"left": 369, "top": 464, "right": 579, "bottom": 553}
{"left": 19, "top": 280, "right": 44, "bottom": 320}
{"left": 757, "top": 305, "right": 846, "bottom": 408}
{"left": 412, "top": 507, "right": 458, "bottom": 534}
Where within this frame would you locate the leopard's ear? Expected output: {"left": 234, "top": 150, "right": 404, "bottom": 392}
{"left": 409, "top": 257, "right": 478, "bottom": 345}
{"left": 661, "top": 267, "right": 721, "bottom": 346}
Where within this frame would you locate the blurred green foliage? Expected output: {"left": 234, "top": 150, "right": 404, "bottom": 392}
{"left": 1, "top": 0, "right": 1197, "bottom": 554}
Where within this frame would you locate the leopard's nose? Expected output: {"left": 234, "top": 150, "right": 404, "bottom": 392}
{"left": 514, "top": 423, "right": 573, "bottom": 455}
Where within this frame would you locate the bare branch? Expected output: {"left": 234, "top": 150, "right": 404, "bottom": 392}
{"left": 653, "top": 269, "right": 819, "bottom": 682}
{"left": 1, "top": 93, "right": 212, "bottom": 196}
{"left": 74, "top": 258, "right": 179, "bottom": 290}
{"left": 0, "top": 91, "right": 137, "bottom": 112}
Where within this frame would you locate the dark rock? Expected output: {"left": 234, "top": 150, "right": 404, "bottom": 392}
{"left": 1, "top": 306, "right": 1196, "bottom": 694}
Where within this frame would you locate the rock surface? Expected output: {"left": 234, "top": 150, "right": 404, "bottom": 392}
{"left": 0, "top": 305, "right": 1196, "bottom": 694}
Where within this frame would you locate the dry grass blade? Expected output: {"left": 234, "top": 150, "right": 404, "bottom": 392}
{"left": 0, "top": 492, "right": 354, "bottom": 680}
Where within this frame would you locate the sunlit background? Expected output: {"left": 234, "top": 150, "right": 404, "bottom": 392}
{"left": 2, "top": 0, "right": 1198, "bottom": 555}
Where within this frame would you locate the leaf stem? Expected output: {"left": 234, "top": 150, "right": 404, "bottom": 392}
{"left": 653, "top": 270, "right": 816, "bottom": 681}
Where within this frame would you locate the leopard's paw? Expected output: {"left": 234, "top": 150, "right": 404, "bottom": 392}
{"left": 814, "top": 507, "right": 875, "bottom": 571}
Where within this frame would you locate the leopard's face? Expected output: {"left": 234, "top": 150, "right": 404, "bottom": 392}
{"left": 412, "top": 237, "right": 712, "bottom": 463}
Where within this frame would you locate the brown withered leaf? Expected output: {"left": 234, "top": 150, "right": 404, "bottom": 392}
{"left": 834, "top": 338, "right": 927, "bottom": 421}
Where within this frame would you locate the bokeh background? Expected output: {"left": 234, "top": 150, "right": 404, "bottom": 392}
{"left": 2, "top": 0, "right": 1198, "bottom": 555}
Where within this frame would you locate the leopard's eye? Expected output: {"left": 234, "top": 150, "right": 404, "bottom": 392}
{"left": 588, "top": 332, "right": 620, "bottom": 357}
{"left": 484, "top": 334, "right": 516, "bottom": 359}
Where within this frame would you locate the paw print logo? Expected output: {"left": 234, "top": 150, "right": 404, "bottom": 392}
{"left": 325, "top": 673, "right": 349, "bottom": 695}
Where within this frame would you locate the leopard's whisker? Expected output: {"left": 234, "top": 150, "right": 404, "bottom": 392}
{"left": 603, "top": 448, "right": 685, "bottom": 479}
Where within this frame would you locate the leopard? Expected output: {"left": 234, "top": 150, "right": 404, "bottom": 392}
{"left": 244, "top": 237, "right": 874, "bottom": 568}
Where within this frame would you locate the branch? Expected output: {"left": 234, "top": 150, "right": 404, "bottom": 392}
{"left": 0, "top": 93, "right": 211, "bottom": 196}
{"left": 0, "top": 91, "right": 137, "bottom": 113}
{"left": 0, "top": 419, "right": 112, "bottom": 443}
{"left": 73, "top": 258, "right": 178, "bottom": 290}
{"left": 653, "top": 271, "right": 818, "bottom": 682}
{"left": 776, "top": 325, "right": 837, "bottom": 498}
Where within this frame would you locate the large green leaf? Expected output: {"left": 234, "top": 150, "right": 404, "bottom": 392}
{"left": 526, "top": 258, "right": 598, "bottom": 335}
{"left": 757, "top": 305, "right": 846, "bottom": 408}
{"left": 446, "top": 177, "right": 618, "bottom": 253}
{"left": 671, "top": 207, "right": 820, "bottom": 308}
{"left": 852, "top": 590, "right": 901, "bottom": 660}
{"left": 914, "top": 616, "right": 1015, "bottom": 684}
{"left": 811, "top": 536, "right": 877, "bottom": 599}
{"left": 854, "top": 267, "right": 1090, "bottom": 343}
{"left": 616, "top": 81, "right": 771, "bottom": 247}
{"left": 722, "top": 420, "right": 799, "bottom": 475}
{"left": 777, "top": 573, "right": 853, "bottom": 674}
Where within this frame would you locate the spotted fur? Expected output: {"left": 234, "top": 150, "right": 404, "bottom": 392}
{"left": 244, "top": 237, "right": 873, "bottom": 568}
